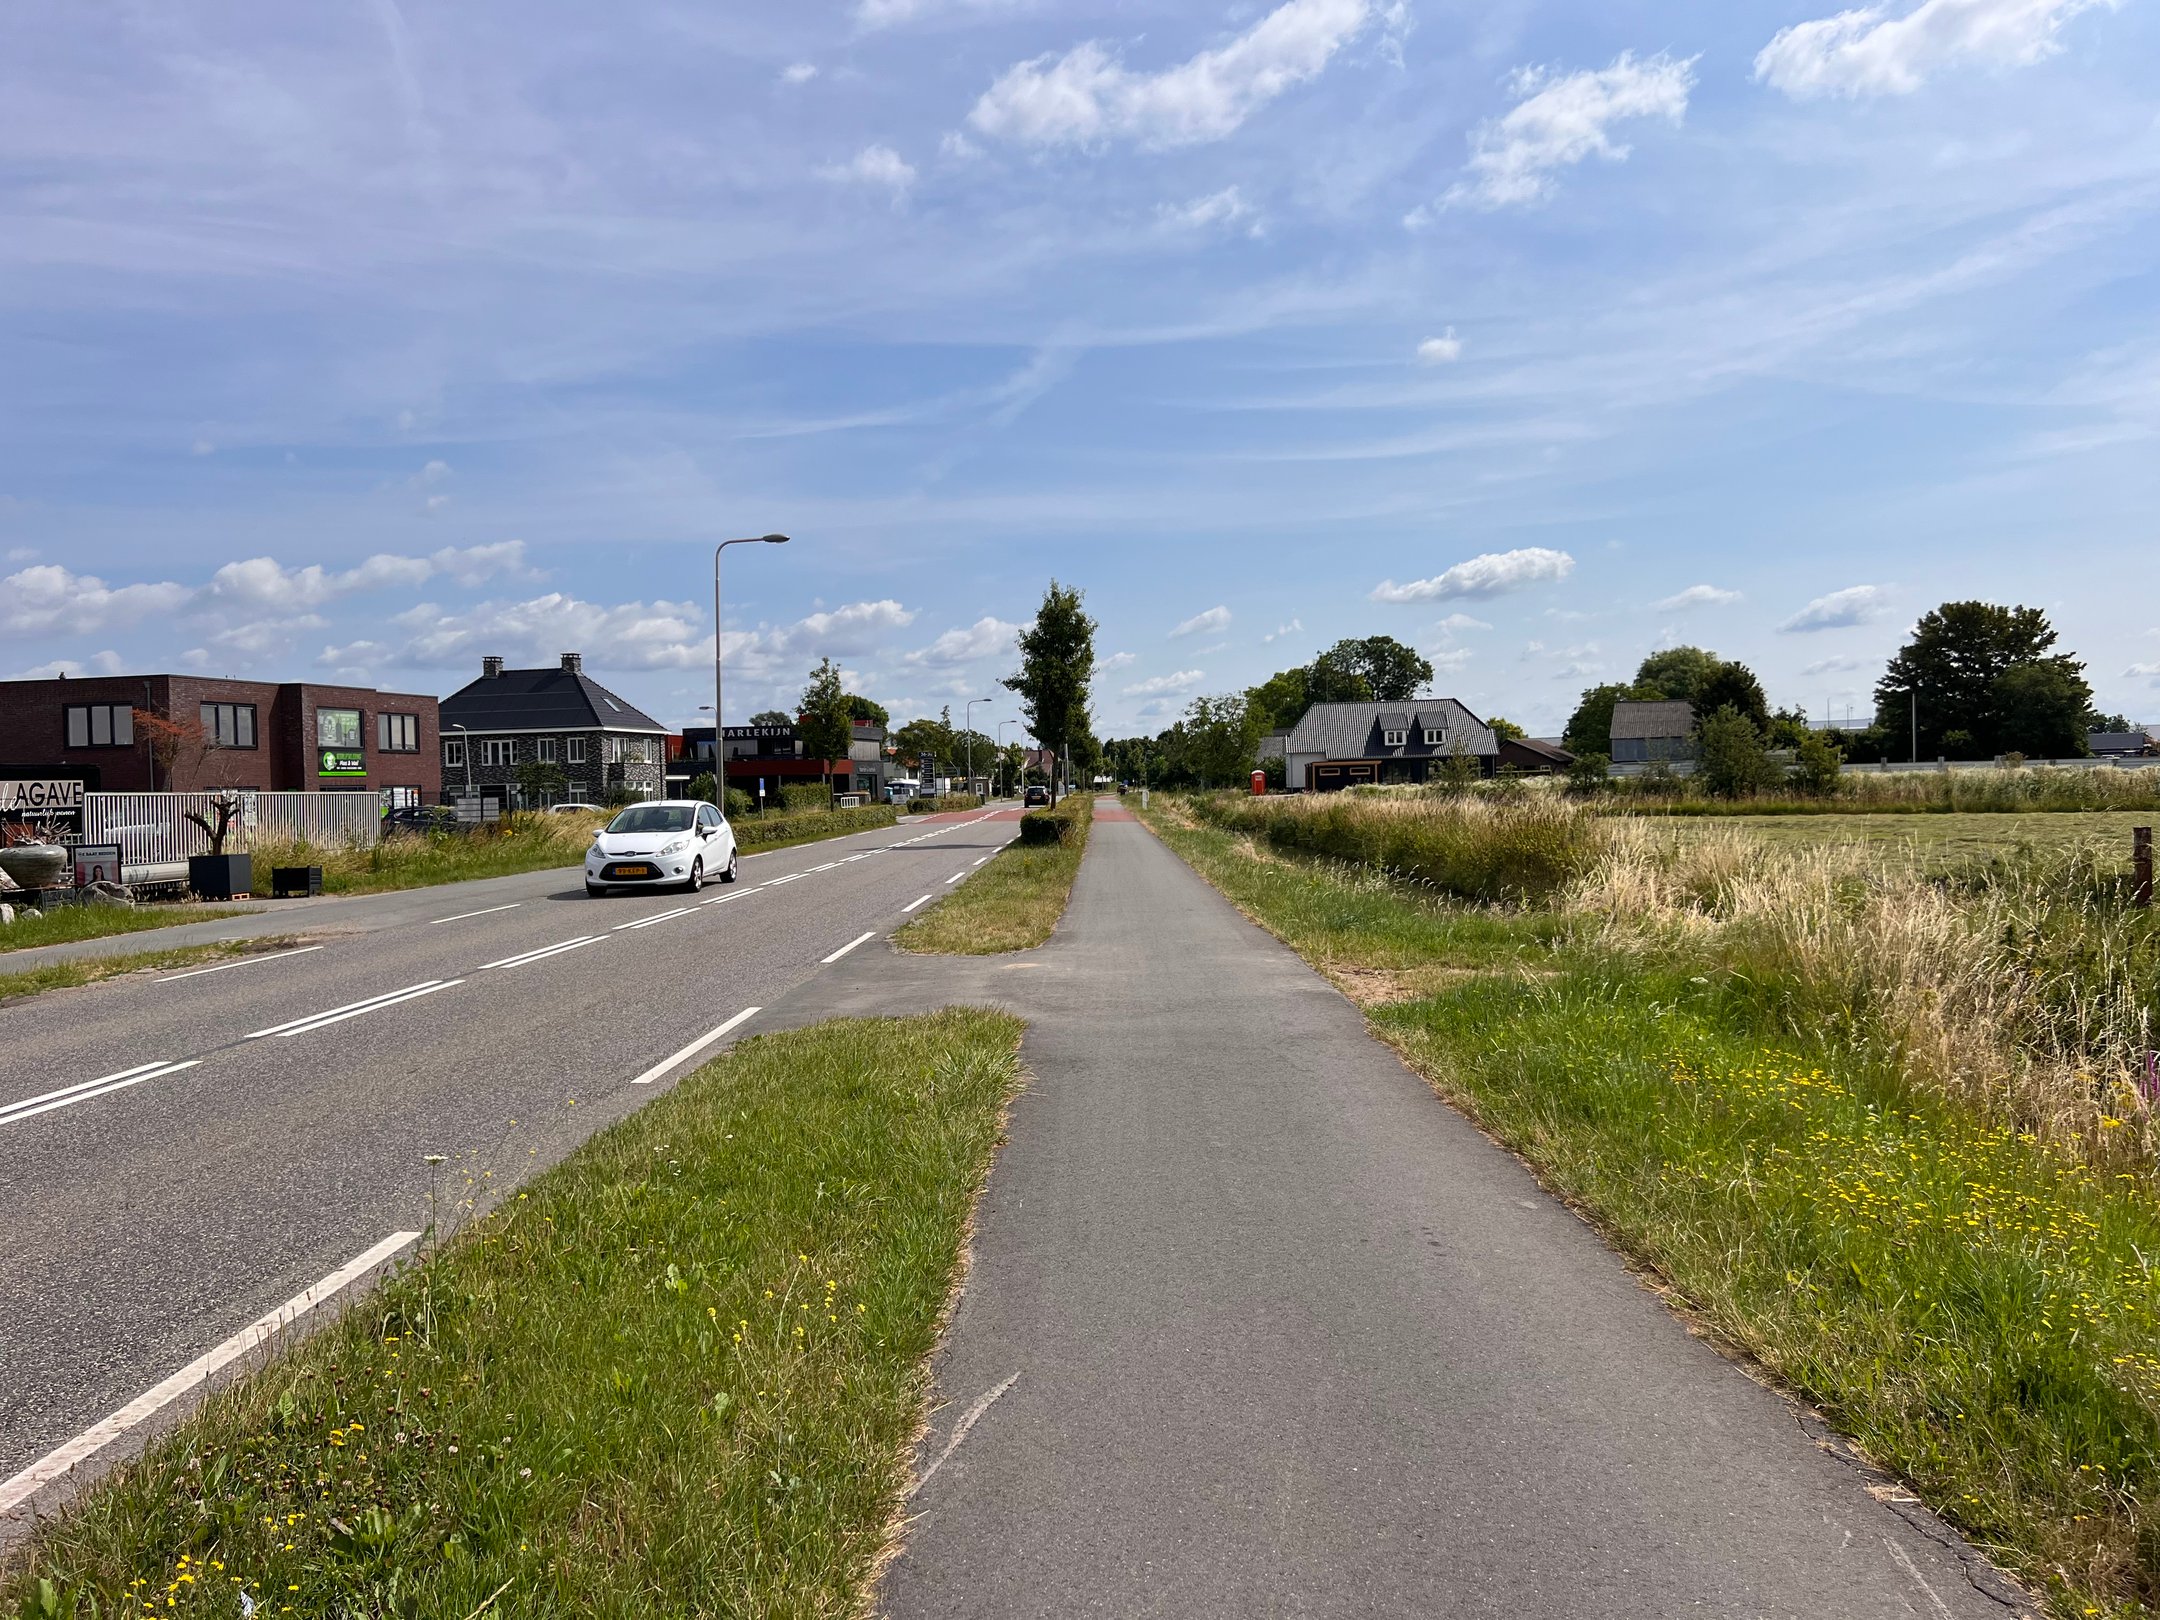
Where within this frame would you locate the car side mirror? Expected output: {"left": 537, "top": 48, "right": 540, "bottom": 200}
{"left": 591, "top": 826, "right": 605, "bottom": 839}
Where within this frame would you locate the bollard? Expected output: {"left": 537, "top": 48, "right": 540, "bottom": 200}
{"left": 2136, "top": 826, "right": 2153, "bottom": 908}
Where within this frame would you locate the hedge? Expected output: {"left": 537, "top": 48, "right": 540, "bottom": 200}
{"left": 1017, "top": 792, "right": 1092, "bottom": 847}
{"left": 733, "top": 803, "right": 897, "bottom": 849}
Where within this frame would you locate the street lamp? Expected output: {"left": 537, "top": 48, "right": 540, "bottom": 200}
{"left": 714, "top": 534, "right": 790, "bottom": 809}
{"left": 964, "top": 698, "right": 988, "bottom": 799}
{"left": 448, "top": 723, "right": 472, "bottom": 798}
{"left": 997, "top": 718, "right": 1018, "bottom": 797}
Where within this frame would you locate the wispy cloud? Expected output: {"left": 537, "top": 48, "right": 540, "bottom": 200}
{"left": 1416, "top": 329, "right": 1464, "bottom": 364}
{"left": 1371, "top": 548, "right": 1575, "bottom": 603}
{"left": 780, "top": 62, "right": 818, "bottom": 85}
{"left": 1262, "top": 618, "right": 1304, "bottom": 644}
{"left": 1755, "top": 0, "right": 2120, "bottom": 99}
{"left": 1158, "top": 186, "right": 1260, "bottom": 235}
{"left": 1122, "top": 668, "right": 1205, "bottom": 696}
{"left": 970, "top": 0, "right": 1375, "bottom": 149}
{"left": 1780, "top": 584, "right": 1893, "bottom": 632}
{"left": 818, "top": 144, "right": 917, "bottom": 196}
{"left": 1171, "top": 604, "right": 1232, "bottom": 637}
{"left": 1443, "top": 52, "right": 1696, "bottom": 210}
{"left": 1653, "top": 583, "right": 1741, "bottom": 610}
{"left": 906, "top": 615, "right": 1021, "bottom": 666}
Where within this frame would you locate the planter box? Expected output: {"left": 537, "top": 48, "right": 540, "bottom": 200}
{"left": 0, "top": 844, "right": 68, "bottom": 891}
{"left": 271, "top": 865, "right": 323, "bottom": 898}
{"left": 188, "top": 852, "right": 253, "bottom": 901}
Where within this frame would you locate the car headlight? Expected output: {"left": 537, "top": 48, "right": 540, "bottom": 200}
{"left": 661, "top": 838, "right": 690, "bottom": 855}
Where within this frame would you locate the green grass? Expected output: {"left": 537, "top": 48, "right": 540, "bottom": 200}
{"left": 1137, "top": 799, "right": 2160, "bottom": 1619}
{"left": 0, "top": 937, "right": 309, "bottom": 1008}
{"left": 2, "top": 1009, "right": 1024, "bottom": 1620}
{"left": 0, "top": 902, "right": 248, "bottom": 957}
{"left": 897, "top": 799, "right": 1090, "bottom": 955}
{"left": 1669, "top": 809, "right": 2157, "bottom": 877}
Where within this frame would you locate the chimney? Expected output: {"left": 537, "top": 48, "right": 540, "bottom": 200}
{"left": 560, "top": 652, "right": 584, "bottom": 675}
{"left": 482, "top": 655, "right": 504, "bottom": 679}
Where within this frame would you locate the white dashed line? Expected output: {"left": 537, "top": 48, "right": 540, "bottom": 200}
{"left": 158, "top": 946, "right": 324, "bottom": 982}
{"left": 901, "top": 894, "right": 933, "bottom": 913}
{"left": 246, "top": 980, "right": 461, "bottom": 1040}
{"left": 946, "top": 870, "right": 968, "bottom": 884}
{"left": 428, "top": 903, "right": 522, "bottom": 925}
{"left": 1, "top": 1060, "right": 203, "bottom": 1130}
{"left": 630, "top": 1007, "right": 762, "bottom": 1086}
{"left": 821, "top": 931, "right": 877, "bottom": 964}
{"left": 613, "top": 907, "right": 696, "bottom": 932}
{"left": 478, "top": 936, "right": 605, "bottom": 971}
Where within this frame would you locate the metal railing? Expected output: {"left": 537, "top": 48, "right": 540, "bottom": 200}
{"left": 80, "top": 791, "right": 379, "bottom": 879}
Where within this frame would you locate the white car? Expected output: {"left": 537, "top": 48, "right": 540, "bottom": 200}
{"left": 585, "top": 800, "right": 738, "bottom": 895}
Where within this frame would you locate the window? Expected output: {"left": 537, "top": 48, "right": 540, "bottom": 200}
{"left": 1381, "top": 729, "right": 1407, "bottom": 747}
{"left": 200, "top": 703, "right": 258, "bottom": 749}
{"left": 566, "top": 736, "right": 586, "bottom": 764}
{"left": 537, "top": 737, "right": 557, "bottom": 763}
{"left": 604, "top": 736, "right": 623, "bottom": 764}
{"left": 316, "top": 707, "right": 362, "bottom": 749}
{"left": 443, "top": 738, "right": 466, "bottom": 768}
{"left": 65, "top": 704, "right": 134, "bottom": 748}
{"left": 606, "top": 804, "right": 695, "bottom": 834}
{"left": 481, "top": 739, "right": 517, "bottom": 767}
{"left": 379, "top": 786, "right": 420, "bottom": 810}
{"left": 1422, "top": 728, "right": 1445, "bottom": 746}
{"left": 377, "top": 712, "right": 419, "bottom": 753}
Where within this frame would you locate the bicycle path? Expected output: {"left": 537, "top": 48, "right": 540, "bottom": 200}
{"left": 771, "top": 802, "right": 2030, "bottom": 1619}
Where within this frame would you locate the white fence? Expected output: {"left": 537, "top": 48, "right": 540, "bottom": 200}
{"left": 80, "top": 791, "right": 378, "bottom": 882}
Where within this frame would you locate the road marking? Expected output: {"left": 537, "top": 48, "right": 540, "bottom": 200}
{"left": 901, "top": 894, "right": 933, "bottom": 913}
{"left": 158, "top": 946, "right": 324, "bottom": 983}
{"left": 1, "top": 1060, "right": 203, "bottom": 1130}
{"left": 762, "top": 873, "right": 803, "bottom": 886}
{"left": 0, "top": 1230, "right": 421, "bottom": 1519}
{"left": 629, "top": 1007, "right": 762, "bottom": 1086}
{"left": 612, "top": 907, "right": 695, "bottom": 932}
{"left": 821, "top": 930, "right": 877, "bottom": 964}
{"left": 808, "top": 862, "right": 838, "bottom": 872}
{"left": 946, "top": 870, "right": 968, "bottom": 884}
{"left": 911, "top": 1371, "right": 1020, "bottom": 1499}
{"left": 428, "top": 903, "right": 521, "bottom": 926}
{"left": 246, "top": 980, "right": 461, "bottom": 1040}
{"left": 477, "top": 936, "right": 604, "bottom": 971}
{"left": 972, "top": 856, "right": 989, "bottom": 866}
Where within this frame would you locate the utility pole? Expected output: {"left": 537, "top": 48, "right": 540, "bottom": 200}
{"left": 1911, "top": 689, "right": 1918, "bottom": 766}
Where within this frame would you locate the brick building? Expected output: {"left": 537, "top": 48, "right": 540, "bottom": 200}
{"left": 0, "top": 671, "right": 441, "bottom": 806}
{"left": 437, "top": 653, "right": 667, "bottom": 810}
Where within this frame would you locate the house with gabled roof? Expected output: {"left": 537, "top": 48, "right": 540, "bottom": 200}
{"left": 1276, "top": 699, "right": 1499, "bottom": 791}
{"left": 1608, "top": 699, "right": 1697, "bottom": 776}
{"left": 437, "top": 653, "right": 667, "bottom": 809}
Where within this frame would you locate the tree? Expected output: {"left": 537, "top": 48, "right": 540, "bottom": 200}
{"left": 1004, "top": 580, "right": 1097, "bottom": 796}
{"left": 798, "top": 657, "right": 853, "bottom": 796}
{"left": 749, "top": 709, "right": 793, "bottom": 726}
{"left": 1632, "top": 646, "right": 1722, "bottom": 703}
{"left": 514, "top": 757, "right": 568, "bottom": 807}
{"left": 134, "top": 708, "right": 219, "bottom": 792}
{"left": 688, "top": 771, "right": 717, "bottom": 803}
{"left": 1994, "top": 662, "right": 2092, "bottom": 758}
{"left": 1486, "top": 716, "right": 1527, "bottom": 741}
{"left": 1314, "top": 636, "right": 1433, "bottom": 702}
{"left": 1697, "top": 707, "right": 1779, "bottom": 798}
{"left": 1692, "top": 662, "right": 1769, "bottom": 734}
{"left": 1245, "top": 666, "right": 1312, "bottom": 735}
{"left": 892, "top": 717, "right": 952, "bottom": 775}
{"left": 1181, "top": 694, "right": 1258, "bottom": 788}
{"left": 1563, "top": 684, "right": 1635, "bottom": 759}
{"left": 1875, "top": 601, "right": 2091, "bottom": 761}
{"left": 1792, "top": 730, "right": 1843, "bottom": 796}
{"left": 1303, "top": 660, "right": 1372, "bottom": 706}
{"left": 845, "top": 694, "right": 890, "bottom": 726}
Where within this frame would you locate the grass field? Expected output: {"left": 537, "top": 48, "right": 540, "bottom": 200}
{"left": 1141, "top": 795, "right": 2160, "bottom": 1620}
{"left": 896, "top": 798, "right": 1093, "bottom": 956}
{"left": 0, "top": 936, "right": 310, "bottom": 1008}
{"left": 0, "top": 901, "right": 249, "bottom": 957}
{"left": 1, "top": 1010, "right": 1024, "bottom": 1619}
{"left": 1669, "top": 810, "right": 2156, "bottom": 876}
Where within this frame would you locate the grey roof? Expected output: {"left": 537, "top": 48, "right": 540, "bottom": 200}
{"left": 440, "top": 666, "right": 666, "bottom": 734}
{"left": 1610, "top": 700, "right": 1695, "bottom": 741}
{"left": 2088, "top": 731, "right": 2154, "bottom": 755}
{"left": 1285, "top": 699, "right": 1498, "bottom": 760}
{"left": 1499, "top": 736, "right": 1573, "bottom": 766}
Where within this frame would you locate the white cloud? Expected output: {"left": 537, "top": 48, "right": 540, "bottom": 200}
{"left": 1434, "top": 612, "right": 1493, "bottom": 633}
{"left": 1371, "top": 548, "right": 1575, "bottom": 603}
{"left": 819, "top": 145, "right": 917, "bottom": 194}
{"left": 1122, "top": 668, "right": 1206, "bottom": 696}
{"left": 1754, "top": 0, "right": 2119, "bottom": 99}
{"left": 2123, "top": 661, "right": 2160, "bottom": 681}
{"left": 1445, "top": 52, "right": 1696, "bottom": 210}
{"left": 1416, "top": 329, "right": 1464, "bottom": 364}
{"left": 1801, "top": 653, "right": 1873, "bottom": 675}
{"left": 1262, "top": 619, "right": 1304, "bottom": 644}
{"left": 1653, "top": 583, "right": 1742, "bottom": 610}
{"left": 906, "top": 615, "right": 1018, "bottom": 666}
{"left": 190, "top": 438, "right": 215, "bottom": 456}
{"left": 4, "top": 547, "right": 35, "bottom": 564}
{"left": 415, "top": 458, "right": 452, "bottom": 486}
{"left": 360, "top": 593, "right": 712, "bottom": 673}
{"left": 1100, "top": 650, "right": 1139, "bottom": 669}
{"left": 9, "top": 649, "right": 123, "bottom": 680}
{"left": 969, "top": 0, "right": 1374, "bottom": 149}
{"left": 780, "top": 62, "right": 818, "bottom": 85}
{"left": 1428, "top": 647, "right": 1473, "bottom": 673}
{"left": 1158, "top": 185, "right": 1259, "bottom": 234}
{"left": 856, "top": 0, "right": 1024, "bottom": 27}
{"left": 0, "top": 564, "right": 189, "bottom": 634}
{"left": 1171, "top": 604, "right": 1233, "bottom": 637}
{"left": 1780, "top": 584, "right": 1893, "bottom": 632}
{"left": 199, "top": 542, "right": 529, "bottom": 612}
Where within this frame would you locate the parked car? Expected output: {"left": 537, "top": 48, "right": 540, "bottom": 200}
{"left": 1023, "top": 785, "right": 1051, "bottom": 807}
{"left": 551, "top": 801, "right": 604, "bottom": 815}
{"left": 585, "top": 799, "right": 737, "bottom": 895}
{"left": 382, "top": 804, "right": 466, "bottom": 837}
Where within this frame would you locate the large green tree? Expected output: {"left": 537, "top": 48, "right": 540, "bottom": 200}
{"left": 1004, "top": 580, "right": 1097, "bottom": 793}
{"left": 797, "top": 657, "right": 853, "bottom": 794}
{"left": 845, "top": 693, "right": 890, "bottom": 726}
{"left": 1692, "top": 662, "right": 1770, "bottom": 735}
{"left": 1874, "top": 601, "right": 2092, "bottom": 760}
{"left": 749, "top": 709, "right": 792, "bottom": 726}
{"left": 1314, "top": 636, "right": 1434, "bottom": 703}
{"left": 1562, "top": 683, "right": 1636, "bottom": 758}
{"left": 1181, "top": 694, "right": 1259, "bottom": 788}
{"left": 1245, "top": 667, "right": 1312, "bottom": 735}
{"left": 1632, "top": 646, "right": 1722, "bottom": 703}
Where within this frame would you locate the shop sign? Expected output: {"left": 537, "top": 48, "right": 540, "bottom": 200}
{"left": 73, "top": 843, "right": 123, "bottom": 888}
{"left": 318, "top": 749, "right": 367, "bottom": 779}
{"left": 0, "top": 778, "right": 86, "bottom": 813}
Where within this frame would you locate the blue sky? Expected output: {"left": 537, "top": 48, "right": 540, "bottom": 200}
{"left": 4, "top": 0, "right": 2157, "bottom": 737}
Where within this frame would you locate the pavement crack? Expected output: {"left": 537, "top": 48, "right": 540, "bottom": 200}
{"left": 910, "top": 1371, "right": 1018, "bottom": 1500}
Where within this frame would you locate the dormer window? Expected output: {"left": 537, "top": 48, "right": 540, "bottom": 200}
{"left": 1422, "top": 727, "right": 1445, "bottom": 745}
{"left": 1382, "top": 729, "right": 1407, "bottom": 747}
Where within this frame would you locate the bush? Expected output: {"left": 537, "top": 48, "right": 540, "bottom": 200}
{"left": 1697, "top": 707, "right": 1779, "bottom": 799}
{"left": 687, "top": 772, "right": 717, "bottom": 804}
{"left": 1018, "top": 793, "right": 1092, "bottom": 847}
{"left": 906, "top": 798, "right": 935, "bottom": 816}
{"left": 1792, "top": 731, "right": 1844, "bottom": 796}
{"left": 732, "top": 803, "right": 895, "bottom": 849}
{"left": 1566, "top": 752, "right": 1611, "bottom": 794}
{"left": 779, "top": 783, "right": 830, "bottom": 813}
{"left": 933, "top": 793, "right": 981, "bottom": 812}
{"left": 724, "top": 787, "right": 755, "bottom": 819}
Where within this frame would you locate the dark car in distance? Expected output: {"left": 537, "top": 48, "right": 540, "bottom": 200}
{"left": 383, "top": 804, "right": 467, "bottom": 837}
{"left": 1024, "top": 785, "right": 1051, "bottom": 807}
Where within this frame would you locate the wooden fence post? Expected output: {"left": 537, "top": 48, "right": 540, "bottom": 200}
{"left": 2136, "top": 826, "right": 2153, "bottom": 908}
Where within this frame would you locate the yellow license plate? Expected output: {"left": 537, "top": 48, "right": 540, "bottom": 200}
{"left": 615, "top": 864, "right": 652, "bottom": 876}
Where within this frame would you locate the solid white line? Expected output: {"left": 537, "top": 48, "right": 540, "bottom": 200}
{"left": 477, "top": 936, "right": 603, "bottom": 971}
{"left": 427, "top": 902, "right": 522, "bottom": 926}
{"left": 821, "top": 930, "right": 877, "bottom": 965}
{"left": 0, "top": 1230, "right": 421, "bottom": 1518}
{"left": 901, "top": 894, "right": 933, "bottom": 913}
{"left": 629, "top": 1006, "right": 762, "bottom": 1086}
{"left": 946, "top": 870, "right": 967, "bottom": 884}
{"left": 1, "top": 1061, "right": 199, "bottom": 1128}
{"left": 613, "top": 907, "right": 695, "bottom": 932}
{"left": 248, "top": 980, "right": 460, "bottom": 1040}
{"left": 158, "top": 946, "right": 325, "bottom": 983}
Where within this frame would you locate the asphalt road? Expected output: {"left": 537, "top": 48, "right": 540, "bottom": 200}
{"left": 0, "top": 806, "right": 1019, "bottom": 1498}
{"left": 782, "top": 804, "right": 2032, "bottom": 1620}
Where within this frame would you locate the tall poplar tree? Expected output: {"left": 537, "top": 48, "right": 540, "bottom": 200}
{"left": 1003, "top": 580, "right": 1097, "bottom": 795}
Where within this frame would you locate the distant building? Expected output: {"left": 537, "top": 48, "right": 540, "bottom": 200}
{"left": 437, "top": 653, "right": 666, "bottom": 810}
{"left": 716, "top": 719, "right": 888, "bottom": 803}
{"left": 1609, "top": 700, "right": 1697, "bottom": 777}
{"left": 1277, "top": 700, "right": 1499, "bottom": 791}
{"left": 2088, "top": 730, "right": 2157, "bottom": 759}
{"left": 1497, "top": 735, "right": 1574, "bottom": 775}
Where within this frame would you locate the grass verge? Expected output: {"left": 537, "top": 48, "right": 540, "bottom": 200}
{"left": 1, "top": 1009, "right": 1024, "bottom": 1619}
{"left": 1138, "top": 797, "right": 2160, "bottom": 1620}
{"left": 0, "top": 904, "right": 249, "bottom": 957}
{"left": 0, "top": 937, "right": 308, "bottom": 1008}
{"left": 896, "top": 799, "right": 1091, "bottom": 955}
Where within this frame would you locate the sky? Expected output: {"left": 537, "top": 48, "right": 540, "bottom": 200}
{"left": 3, "top": 0, "right": 2158, "bottom": 739}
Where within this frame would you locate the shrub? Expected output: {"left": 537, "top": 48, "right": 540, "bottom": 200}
{"left": 779, "top": 783, "right": 830, "bottom": 813}
{"left": 933, "top": 793, "right": 982, "bottom": 812}
{"left": 724, "top": 787, "right": 755, "bottom": 819}
{"left": 1697, "top": 707, "right": 1779, "bottom": 799}
{"left": 1566, "top": 752, "right": 1611, "bottom": 794}
{"left": 1018, "top": 793, "right": 1092, "bottom": 847}
{"left": 732, "top": 804, "right": 895, "bottom": 849}
{"left": 1792, "top": 731, "right": 1843, "bottom": 796}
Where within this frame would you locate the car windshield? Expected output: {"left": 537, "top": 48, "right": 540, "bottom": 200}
{"left": 606, "top": 805, "right": 695, "bottom": 834}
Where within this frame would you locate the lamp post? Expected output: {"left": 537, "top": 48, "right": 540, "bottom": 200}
{"left": 964, "top": 698, "right": 988, "bottom": 799}
{"left": 714, "top": 534, "right": 790, "bottom": 809}
{"left": 449, "top": 723, "right": 472, "bottom": 798}
{"left": 997, "top": 719, "right": 1018, "bottom": 798}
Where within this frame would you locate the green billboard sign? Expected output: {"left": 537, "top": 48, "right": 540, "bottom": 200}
{"left": 319, "top": 748, "right": 366, "bottom": 779}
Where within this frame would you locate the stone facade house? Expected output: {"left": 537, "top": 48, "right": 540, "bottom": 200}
{"left": 437, "top": 654, "right": 667, "bottom": 810}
